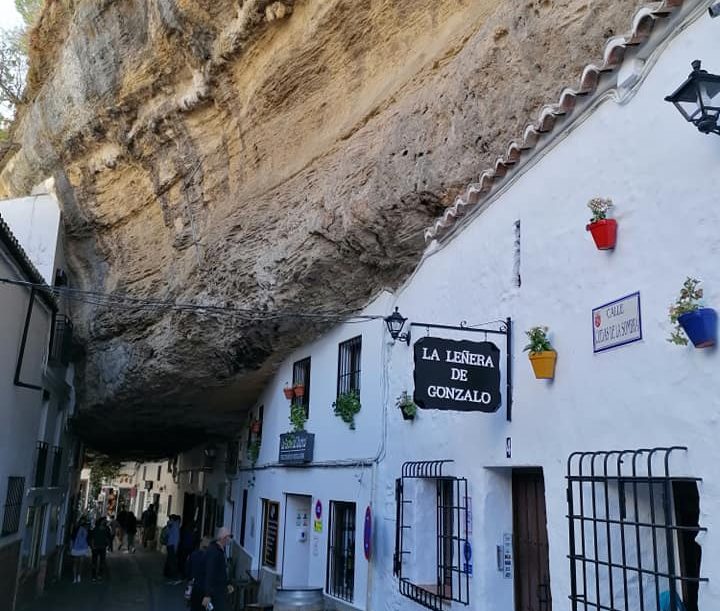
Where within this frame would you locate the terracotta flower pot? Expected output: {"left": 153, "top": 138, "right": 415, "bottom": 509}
{"left": 250, "top": 420, "right": 262, "bottom": 434}
{"left": 283, "top": 386, "right": 294, "bottom": 400}
{"left": 586, "top": 219, "right": 618, "bottom": 250}
{"left": 529, "top": 350, "right": 557, "bottom": 380}
{"left": 293, "top": 383, "right": 305, "bottom": 398}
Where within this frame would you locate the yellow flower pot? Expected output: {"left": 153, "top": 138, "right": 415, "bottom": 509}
{"left": 529, "top": 350, "right": 557, "bottom": 380}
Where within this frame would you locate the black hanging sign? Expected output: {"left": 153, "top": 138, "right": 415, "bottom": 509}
{"left": 413, "top": 336, "right": 501, "bottom": 412}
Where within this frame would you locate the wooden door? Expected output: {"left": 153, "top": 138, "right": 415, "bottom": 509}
{"left": 513, "top": 470, "right": 552, "bottom": 611}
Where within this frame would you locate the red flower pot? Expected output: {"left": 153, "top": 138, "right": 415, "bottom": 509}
{"left": 586, "top": 219, "right": 617, "bottom": 250}
{"left": 293, "top": 384, "right": 305, "bottom": 398}
{"left": 283, "top": 386, "right": 294, "bottom": 400}
{"left": 250, "top": 420, "right": 261, "bottom": 434}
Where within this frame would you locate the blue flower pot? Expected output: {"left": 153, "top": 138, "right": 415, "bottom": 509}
{"left": 678, "top": 307, "right": 717, "bottom": 348}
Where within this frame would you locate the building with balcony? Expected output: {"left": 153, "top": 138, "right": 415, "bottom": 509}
{"left": 0, "top": 186, "right": 81, "bottom": 610}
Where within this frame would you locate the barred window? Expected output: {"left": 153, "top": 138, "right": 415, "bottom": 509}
{"left": 50, "top": 446, "right": 62, "bottom": 487}
{"left": 337, "top": 336, "right": 361, "bottom": 396}
{"left": 394, "top": 461, "right": 470, "bottom": 610}
{"left": 327, "top": 501, "right": 356, "bottom": 602}
{"left": 2, "top": 477, "right": 25, "bottom": 536}
{"left": 567, "top": 447, "right": 706, "bottom": 611}
{"left": 292, "top": 357, "right": 311, "bottom": 417}
{"left": 34, "top": 442, "right": 48, "bottom": 488}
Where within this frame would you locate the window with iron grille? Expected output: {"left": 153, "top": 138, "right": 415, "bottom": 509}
{"left": 167, "top": 495, "right": 173, "bottom": 517}
{"left": 50, "top": 446, "right": 62, "bottom": 487}
{"left": 1, "top": 477, "right": 25, "bottom": 536}
{"left": 34, "top": 442, "right": 48, "bottom": 488}
{"left": 261, "top": 500, "right": 279, "bottom": 569}
{"left": 157, "top": 465, "right": 162, "bottom": 481}
{"left": 292, "top": 357, "right": 311, "bottom": 417}
{"left": 567, "top": 446, "right": 706, "bottom": 611}
{"left": 143, "top": 466, "right": 147, "bottom": 480}
{"left": 394, "top": 460, "right": 470, "bottom": 610}
{"left": 226, "top": 440, "right": 239, "bottom": 476}
{"left": 48, "top": 316, "right": 73, "bottom": 366}
{"left": 337, "top": 336, "right": 361, "bottom": 396}
{"left": 326, "top": 501, "right": 356, "bottom": 602}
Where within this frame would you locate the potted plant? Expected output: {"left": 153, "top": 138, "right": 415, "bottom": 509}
{"left": 283, "top": 383, "right": 294, "bottom": 400}
{"left": 289, "top": 402, "right": 307, "bottom": 433}
{"left": 250, "top": 419, "right": 262, "bottom": 434}
{"left": 332, "top": 390, "right": 361, "bottom": 429}
{"left": 396, "top": 391, "right": 417, "bottom": 421}
{"left": 524, "top": 326, "right": 557, "bottom": 379}
{"left": 247, "top": 439, "right": 261, "bottom": 466}
{"left": 586, "top": 197, "right": 617, "bottom": 250}
{"left": 668, "top": 277, "right": 717, "bottom": 348}
{"left": 293, "top": 382, "right": 305, "bottom": 398}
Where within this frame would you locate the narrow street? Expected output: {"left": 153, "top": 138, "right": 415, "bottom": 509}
{"left": 20, "top": 548, "right": 187, "bottom": 611}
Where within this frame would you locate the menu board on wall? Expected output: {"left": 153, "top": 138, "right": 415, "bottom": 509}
{"left": 262, "top": 500, "right": 280, "bottom": 568}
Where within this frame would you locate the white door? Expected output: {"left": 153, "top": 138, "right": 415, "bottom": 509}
{"left": 282, "top": 495, "right": 312, "bottom": 587}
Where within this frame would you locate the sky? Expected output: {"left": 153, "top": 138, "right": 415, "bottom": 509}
{"left": 0, "top": 0, "right": 23, "bottom": 30}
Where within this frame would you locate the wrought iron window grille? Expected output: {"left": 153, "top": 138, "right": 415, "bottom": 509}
{"left": 292, "top": 357, "right": 311, "bottom": 417}
{"left": 1, "top": 476, "right": 25, "bottom": 536}
{"left": 566, "top": 446, "right": 707, "bottom": 611}
{"left": 50, "top": 446, "right": 63, "bottom": 487}
{"left": 326, "top": 501, "right": 356, "bottom": 602}
{"left": 394, "top": 460, "right": 470, "bottom": 611}
{"left": 48, "top": 316, "right": 73, "bottom": 366}
{"left": 34, "top": 442, "right": 49, "bottom": 488}
{"left": 337, "top": 336, "right": 362, "bottom": 397}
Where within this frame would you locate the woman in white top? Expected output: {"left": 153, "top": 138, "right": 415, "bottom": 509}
{"left": 70, "top": 518, "right": 90, "bottom": 583}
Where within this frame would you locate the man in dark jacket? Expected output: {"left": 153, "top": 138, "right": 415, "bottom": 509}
{"left": 89, "top": 518, "right": 113, "bottom": 581}
{"left": 187, "top": 538, "right": 210, "bottom": 611}
{"left": 201, "top": 528, "right": 232, "bottom": 610}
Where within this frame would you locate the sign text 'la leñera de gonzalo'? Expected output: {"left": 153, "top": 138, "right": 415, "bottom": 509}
{"left": 413, "top": 337, "right": 501, "bottom": 413}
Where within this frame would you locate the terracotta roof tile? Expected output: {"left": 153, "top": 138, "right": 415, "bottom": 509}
{"left": 425, "top": 0, "right": 692, "bottom": 242}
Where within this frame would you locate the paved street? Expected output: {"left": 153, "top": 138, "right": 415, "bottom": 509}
{"left": 20, "top": 548, "right": 187, "bottom": 611}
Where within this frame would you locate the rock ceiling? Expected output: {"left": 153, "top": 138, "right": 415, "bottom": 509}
{"left": 0, "top": 0, "right": 645, "bottom": 456}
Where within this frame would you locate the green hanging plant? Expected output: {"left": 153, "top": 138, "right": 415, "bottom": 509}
{"left": 289, "top": 402, "right": 307, "bottom": 433}
{"left": 668, "top": 277, "right": 703, "bottom": 346}
{"left": 395, "top": 391, "right": 417, "bottom": 420}
{"left": 332, "top": 390, "right": 361, "bottom": 430}
{"left": 246, "top": 439, "right": 261, "bottom": 466}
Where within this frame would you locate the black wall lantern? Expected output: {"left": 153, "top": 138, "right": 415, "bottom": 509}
{"left": 665, "top": 60, "right": 720, "bottom": 136}
{"left": 384, "top": 307, "right": 411, "bottom": 345}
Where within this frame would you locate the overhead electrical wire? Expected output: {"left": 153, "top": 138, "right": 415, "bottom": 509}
{"left": 0, "top": 276, "right": 384, "bottom": 323}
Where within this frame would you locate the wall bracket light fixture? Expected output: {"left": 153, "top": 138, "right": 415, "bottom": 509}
{"left": 665, "top": 60, "right": 720, "bottom": 136}
{"left": 384, "top": 307, "right": 411, "bottom": 345}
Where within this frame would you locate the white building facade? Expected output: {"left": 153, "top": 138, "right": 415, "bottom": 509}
{"left": 0, "top": 189, "right": 81, "bottom": 610}
{"left": 221, "top": 3, "right": 719, "bottom": 611}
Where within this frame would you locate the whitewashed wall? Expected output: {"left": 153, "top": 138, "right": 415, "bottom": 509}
{"left": 232, "top": 292, "right": 392, "bottom": 609}
{"left": 370, "top": 11, "right": 720, "bottom": 611}
{"left": 0, "top": 250, "right": 51, "bottom": 554}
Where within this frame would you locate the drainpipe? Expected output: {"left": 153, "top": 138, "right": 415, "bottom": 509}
{"left": 14, "top": 287, "right": 42, "bottom": 391}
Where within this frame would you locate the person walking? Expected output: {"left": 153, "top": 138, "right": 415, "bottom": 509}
{"left": 142, "top": 504, "right": 157, "bottom": 548}
{"left": 201, "top": 527, "right": 233, "bottom": 611}
{"left": 125, "top": 511, "right": 137, "bottom": 553}
{"left": 69, "top": 517, "right": 90, "bottom": 583}
{"left": 186, "top": 538, "right": 210, "bottom": 611}
{"left": 164, "top": 515, "right": 181, "bottom": 583}
{"left": 89, "top": 517, "right": 112, "bottom": 582}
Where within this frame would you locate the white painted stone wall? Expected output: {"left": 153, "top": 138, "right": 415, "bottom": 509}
{"left": 231, "top": 292, "right": 392, "bottom": 609}
{"left": 0, "top": 193, "right": 62, "bottom": 285}
{"left": 370, "top": 10, "right": 720, "bottom": 611}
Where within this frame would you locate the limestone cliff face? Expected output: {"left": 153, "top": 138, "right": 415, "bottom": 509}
{"left": 0, "top": 0, "right": 644, "bottom": 454}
